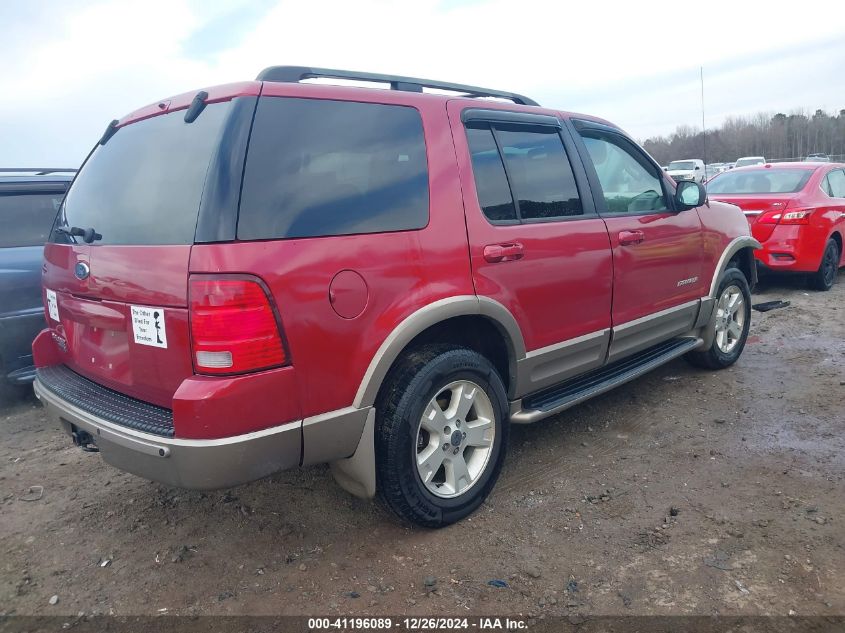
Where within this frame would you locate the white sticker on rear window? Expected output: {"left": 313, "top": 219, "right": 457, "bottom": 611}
{"left": 46, "top": 289, "right": 59, "bottom": 322}
{"left": 131, "top": 306, "right": 168, "bottom": 349}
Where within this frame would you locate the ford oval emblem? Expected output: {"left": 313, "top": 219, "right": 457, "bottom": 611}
{"left": 74, "top": 262, "right": 90, "bottom": 280}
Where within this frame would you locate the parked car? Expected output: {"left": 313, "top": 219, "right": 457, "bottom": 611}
{"left": 667, "top": 159, "right": 706, "bottom": 184}
{"left": 705, "top": 163, "right": 725, "bottom": 181}
{"left": 734, "top": 156, "right": 766, "bottom": 168}
{"left": 32, "top": 67, "right": 759, "bottom": 527}
{"left": 707, "top": 162, "right": 845, "bottom": 290}
{"left": 804, "top": 153, "right": 830, "bottom": 162}
{"left": 0, "top": 169, "right": 74, "bottom": 400}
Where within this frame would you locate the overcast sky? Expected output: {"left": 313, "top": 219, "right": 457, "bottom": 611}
{"left": 1, "top": 0, "right": 844, "bottom": 167}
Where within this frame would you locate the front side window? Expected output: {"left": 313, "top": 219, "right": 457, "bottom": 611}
{"left": 238, "top": 98, "right": 429, "bottom": 240}
{"left": 465, "top": 122, "right": 583, "bottom": 223}
{"left": 579, "top": 132, "right": 669, "bottom": 214}
{"left": 0, "top": 191, "right": 65, "bottom": 247}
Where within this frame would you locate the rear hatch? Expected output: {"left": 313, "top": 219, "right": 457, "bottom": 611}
{"left": 42, "top": 97, "right": 238, "bottom": 408}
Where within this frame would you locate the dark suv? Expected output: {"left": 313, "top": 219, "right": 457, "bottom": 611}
{"left": 33, "top": 67, "right": 759, "bottom": 527}
{"left": 0, "top": 169, "right": 74, "bottom": 400}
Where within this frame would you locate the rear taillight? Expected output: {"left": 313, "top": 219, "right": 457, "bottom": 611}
{"left": 758, "top": 209, "right": 812, "bottom": 225}
{"left": 189, "top": 276, "right": 287, "bottom": 375}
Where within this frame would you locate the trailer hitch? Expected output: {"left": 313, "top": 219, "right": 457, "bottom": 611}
{"left": 71, "top": 427, "right": 100, "bottom": 453}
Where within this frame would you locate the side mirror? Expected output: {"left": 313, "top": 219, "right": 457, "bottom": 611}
{"left": 695, "top": 165, "right": 701, "bottom": 170}
{"left": 675, "top": 180, "right": 706, "bottom": 210}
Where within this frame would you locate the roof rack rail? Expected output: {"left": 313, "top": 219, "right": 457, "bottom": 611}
{"left": 0, "top": 168, "right": 78, "bottom": 175}
{"left": 256, "top": 66, "right": 540, "bottom": 107}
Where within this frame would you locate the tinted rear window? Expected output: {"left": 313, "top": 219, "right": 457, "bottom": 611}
{"left": 466, "top": 127, "right": 517, "bottom": 222}
{"left": 496, "top": 127, "right": 583, "bottom": 219}
{"left": 707, "top": 169, "right": 813, "bottom": 194}
{"left": 53, "top": 102, "right": 230, "bottom": 245}
{"left": 0, "top": 191, "right": 65, "bottom": 247}
{"left": 237, "top": 97, "right": 429, "bottom": 240}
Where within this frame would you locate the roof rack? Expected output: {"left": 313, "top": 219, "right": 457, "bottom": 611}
{"left": 256, "top": 66, "right": 540, "bottom": 107}
{"left": 0, "top": 168, "right": 78, "bottom": 175}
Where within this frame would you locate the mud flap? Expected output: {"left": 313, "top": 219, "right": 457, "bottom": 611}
{"left": 329, "top": 408, "right": 376, "bottom": 499}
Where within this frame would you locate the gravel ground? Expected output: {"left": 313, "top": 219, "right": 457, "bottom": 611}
{"left": 1, "top": 276, "right": 843, "bottom": 620}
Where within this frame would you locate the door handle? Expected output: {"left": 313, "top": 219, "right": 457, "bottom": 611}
{"left": 618, "top": 230, "right": 645, "bottom": 246}
{"left": 483, "top": 242, "right": 524, "bottom": 263}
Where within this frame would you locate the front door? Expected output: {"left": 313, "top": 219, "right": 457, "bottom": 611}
{"left": 570, "top": 121, "right": 705, "bottom": 362}
{"left": 448, "top": 102, "right": 614, "bottom": 397}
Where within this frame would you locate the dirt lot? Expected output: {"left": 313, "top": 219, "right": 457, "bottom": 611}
{"left": 1, "top": 278, "right": 843, "bottom": 620}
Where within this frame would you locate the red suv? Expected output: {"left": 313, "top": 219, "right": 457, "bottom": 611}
{"left": 33, "top": 67, "right": 759, "bottom": 527}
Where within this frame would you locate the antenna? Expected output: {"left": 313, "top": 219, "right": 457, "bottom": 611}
{"left": 701, "top": 66, "right": 707, "bottom": 167}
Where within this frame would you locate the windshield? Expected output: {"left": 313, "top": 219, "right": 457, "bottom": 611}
{"left": 735, "top": 158, "right": 764, "bottom": 168}
{"left": 668, "top": 161, "right": 696, "bottom": 171}
{"left": 53, "top": 102, "right": 231, "bottom": 245}
{"left": 706, "top": 169, "right": 813, "bottom": 194}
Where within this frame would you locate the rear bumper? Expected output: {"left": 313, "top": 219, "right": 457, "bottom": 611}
{"left": 34, "top": 376, "right": 302, "bottom": 490}
{"left": 752, "top": 225, "right": 825, "bottom": 272}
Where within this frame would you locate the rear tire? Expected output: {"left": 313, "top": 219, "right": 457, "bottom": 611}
{"left": 685, "top": 268, "right": 751, "bottom": 370}
{"left": 809, "top": 239, "right": 840, "bottom": 291}
{"left": 375, "top": 344, "right": 508, "bottom": 528}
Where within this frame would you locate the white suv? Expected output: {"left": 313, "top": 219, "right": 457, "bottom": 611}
{"left": 734, "top": 156, "right": 766, "bottom": 168}
{"left": 666, "top": 159, "right": 705, "bottom": 184}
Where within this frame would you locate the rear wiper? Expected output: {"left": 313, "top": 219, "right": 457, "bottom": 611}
{"left": 55, "top": 226, "right": 102, "bottom": 243}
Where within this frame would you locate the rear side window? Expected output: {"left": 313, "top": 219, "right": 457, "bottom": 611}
{"left": 0, "top": 191, "right": 65, "bottom": 247}
{"left": 465, "top": 127, "right": 517, "bottom": 222}
{"left": 826, "top": 169, "right": 845, "bottom": 198}
{"left": 55, "top": 102, "right": 231, "bottom": 245}
{"left": 496, "top": 128, "right": 583, "bottom": 219}
{"left": 465, "top": 123, "right": 583, "bottom": 223}
{"left": 238, "top": 98, "right": 429, "bottom": 240}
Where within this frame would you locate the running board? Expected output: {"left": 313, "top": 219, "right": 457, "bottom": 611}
{"left": 510, "top": 337, "right": 702, "bottom": 424}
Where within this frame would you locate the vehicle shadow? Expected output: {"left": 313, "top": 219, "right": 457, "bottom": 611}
{"left": 0, "top": 382, "right": 39, "bottom": 414}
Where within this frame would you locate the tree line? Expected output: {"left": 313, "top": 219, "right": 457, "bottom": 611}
{"left": 641, "top": 108, "right": 845, "bottom": 166}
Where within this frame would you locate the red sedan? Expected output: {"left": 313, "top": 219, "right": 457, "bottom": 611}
{"left": 707, "top": 162, "right": 845, "bottom": 290}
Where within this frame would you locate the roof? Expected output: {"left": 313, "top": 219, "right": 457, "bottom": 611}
{"left": 731, "top": 162, "right": 825, "bottom": 171}
{"left": 0, "top": 168, "right": 76, "bottom": 185}
{"left": 0, "top": 170, "right": 74, "bottom": 192}
{"left": 0, "top": 174, "right": 74, "bottom": 181}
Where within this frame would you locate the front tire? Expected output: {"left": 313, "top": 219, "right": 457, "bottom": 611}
{"left": 809, "top": 238, "right": 840, "bottom": 291}
{"left": 375, "top": 345, "right": 508, "bottom": 528}
{"left": 685, "top": 268, "right": 751, "bottom": 370}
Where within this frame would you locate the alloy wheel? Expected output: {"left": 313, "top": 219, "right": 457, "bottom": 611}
{"left": 714, "top": 284, "right": 746, "bottom": 354}
{"left": 415, "top": 380, "right": 495, "bottom": 499}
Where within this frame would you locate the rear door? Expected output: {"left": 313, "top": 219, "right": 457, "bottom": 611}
{"left": 42, "top": 99, "right": 238, "bottom": 408}
{"left": 569, "top": 120, "right": 704, "bottom": 362}
{"left": 448, "top": 103, "right": 613, "bottom": 396}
